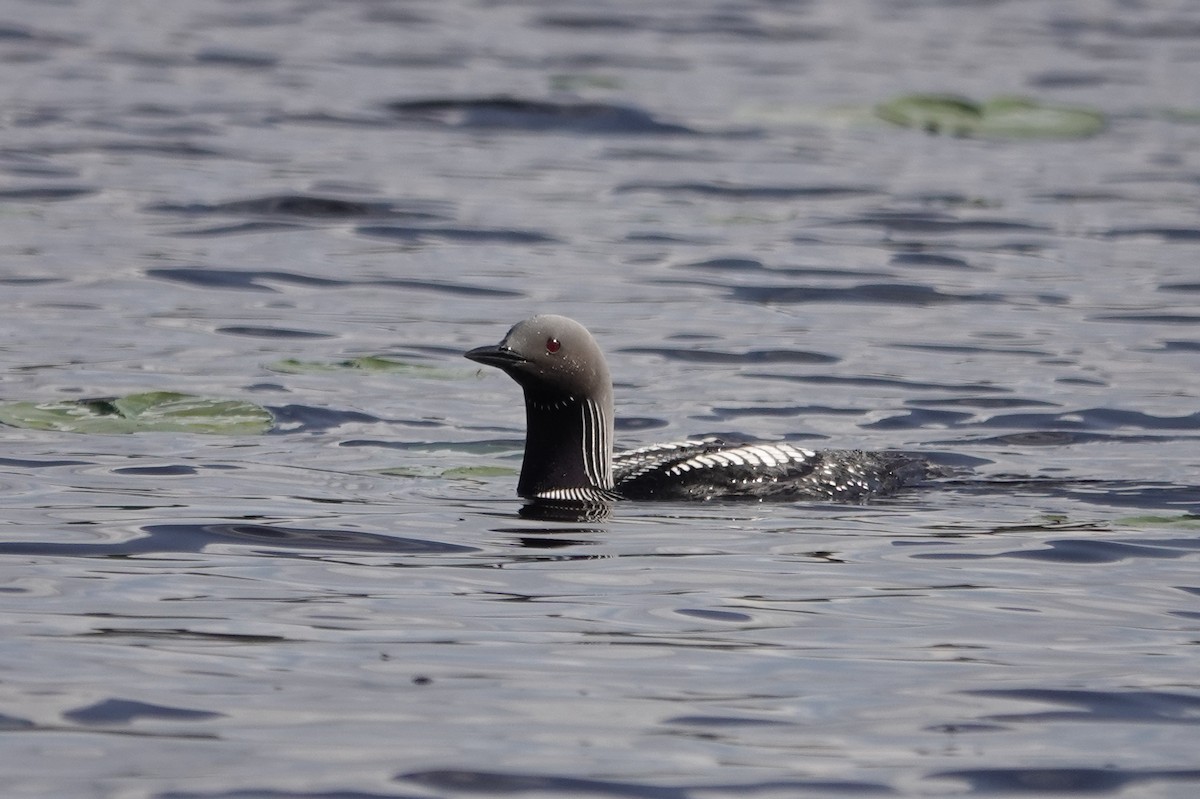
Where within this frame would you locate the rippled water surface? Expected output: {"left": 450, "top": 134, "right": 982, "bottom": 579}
{"left": 2, "top": 1, "right": 1200, "bottom": 797}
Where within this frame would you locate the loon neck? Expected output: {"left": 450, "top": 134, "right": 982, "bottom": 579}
{"left": 517, "top": 389, "right": 614, "bottom": 499}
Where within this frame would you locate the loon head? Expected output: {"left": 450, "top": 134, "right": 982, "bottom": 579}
{"left": 466, "top": 315, "right": 616, "bottom": 500}
{"left": 465, "top": 314, "right": 611, "bottom": 401}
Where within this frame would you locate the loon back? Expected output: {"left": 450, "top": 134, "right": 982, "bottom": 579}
{"left": 465, "top": 314, "right": 928, "bottom": 504}
{"left": 613, "top": 437, "right": 927, "bottom": 502}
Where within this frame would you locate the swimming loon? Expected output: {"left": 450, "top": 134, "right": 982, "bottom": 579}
{"left": 465, "top": 315, "right": 929, "bottom": 504}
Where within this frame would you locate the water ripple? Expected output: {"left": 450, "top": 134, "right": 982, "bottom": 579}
{"left": 1104, "top": 226, "right": 1200, "bottom": 241}
{"left": 146, "top": 267, "right": 523, "bottom": 298}
{"left": 356, "top": 224, "right": 558, "bottom": 245}
{"left": 912, "top": 537, "right": 1200, "bottom": 564}
{"left": 397, "top": 769, "right": 892, "bottom": 797}
{"left": 384, "top": 96, "right": 698, "bottom": 135}
{"left": 833, "top": 209, "right": 1053, "bottom": 234}
{"left": 728, "top": 282, "right": 1005, "bottom": 306}
{"left": 0, "top": 185, "right": 94, "bottom": 201}
{"left": 966, "top": 688, "right": 1200, "bottom": 724}
{"left": 930, "top": 767, "right": 1200, "bottom": 794}
{"left": 147, "top": 194, "right": 450, "bottom": 222}
{"left": 678, "top": 256, "right": 895, "bottom": 279}
{"left": 536, "top": 11, "right": 837, "bottom": 41}
{"left": 64, "top": 698, "right": 223, "bottom": 725}
{"left": 160, "top": 791, "right": 414, "bottom": 799}
{"left": 620, "top": 347, "right": 838, "bottom": 365}
{"left": 614, "top": 181, "right": 878, "bottom": 199}
{"left": 216, "top": 325, "right": 332, "bottom": 339}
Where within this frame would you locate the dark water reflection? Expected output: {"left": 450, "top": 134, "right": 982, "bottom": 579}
{"left": 1, "top": 0, "right": 1200, "bottom": 797}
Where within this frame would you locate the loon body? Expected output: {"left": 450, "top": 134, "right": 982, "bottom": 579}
{"left": 465, "top": 315, "right": 927, "bottom": 505}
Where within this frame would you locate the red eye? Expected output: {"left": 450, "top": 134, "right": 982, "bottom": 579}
{"left": 546, "top": 337, "right": 561, "bottom": 353}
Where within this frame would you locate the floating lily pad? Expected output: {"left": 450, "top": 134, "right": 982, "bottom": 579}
{"left": 549, "top": 74, "right": 623, "bottom": 92}
{"left": 378, "top": 464, "right": 517, "bottom": 480}
{"left": 0, "top": 392, "right": 274, "bottom": 435}
{"left": 268, "top": 356, "right": 462, "bottom": 378}
{"left": 440, "top": 465, "right": 518, "bottom": 480}
{"left": 1114, "top": 514, "right": 1200, "bottom": 530}
{"left": 875, "top": 94, "right": 1105, "bottom": 138}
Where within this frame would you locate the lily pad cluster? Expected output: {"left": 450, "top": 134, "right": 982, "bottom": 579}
{"left": 0, "top": 392, "right": 274, "bottom": 435}
{"left": 875, "top": 94, "right": 1105, "bottom": 138}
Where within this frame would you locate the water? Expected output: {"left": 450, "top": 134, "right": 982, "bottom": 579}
{"left": 1, "top": 0, "right": 1199, "bottom": 796}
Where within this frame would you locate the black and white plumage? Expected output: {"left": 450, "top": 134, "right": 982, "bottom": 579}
{"left": 465, "top": 314, "right": 928, "bottom": 506}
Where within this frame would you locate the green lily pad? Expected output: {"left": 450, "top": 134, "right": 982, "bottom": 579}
{"left": 549, "top": 74, "right": 623, "bottom": 92}
{"left": 268, "top": 356, "right": 461, "bottom": 378}
{"left": 376, "top": 466, "right": 439, "bottom": 479}
{"left": 377, "top": 464, "right": 517, "bottom": 480}
{"left": 0, "top": 392, "right": 274, "bottom": 435}
{"left": 1114, "top": 514, "right": 1200, "bottom": 530}
{"left": 876, "top": 94, "right": 982, "bottom": 136}
{"left": 876, "top": 94, "right": 1105, "bottom": 138}
{"left": 439, "top": 465, "right": 518, "bottom": 480}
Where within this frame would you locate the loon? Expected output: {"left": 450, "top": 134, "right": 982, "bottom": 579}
{"left": 465, "top": 315, "right": 929, "bottom": 505}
